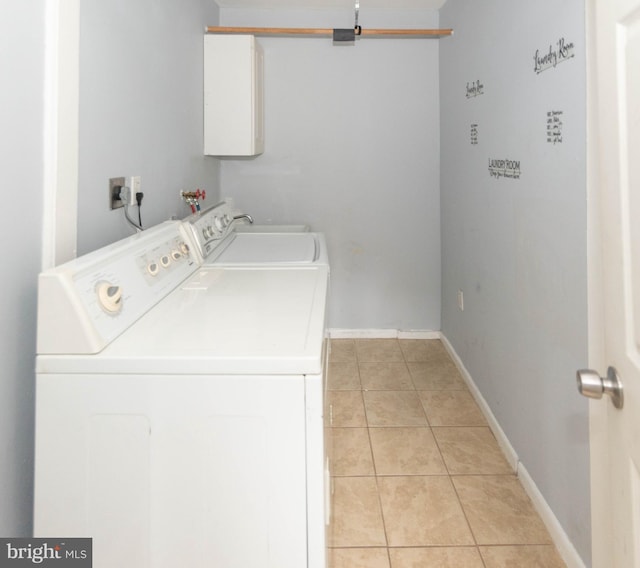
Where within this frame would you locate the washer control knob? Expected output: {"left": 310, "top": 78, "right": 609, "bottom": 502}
{"left": 214, "top": 216, "right": 224, "bottom": 231}
{"left": 180, "top": 242, "right": 190, "bottom": 255}
{"left": 147, "top": 262, "right": 159, "bottom": 276}
{"left": 96, "top": 282, "right": 123, "bottom": 314}
{"left": 171, "top": 249, "right": 182, "bottom": 261}
{"left": 160, "top": 255, "right": 171, "bottom": 268}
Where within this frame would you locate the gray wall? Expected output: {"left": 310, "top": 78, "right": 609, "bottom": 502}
{"left": 219, "top": 8, "right": 442, "bottom": 331}
{"left": 0, "top": 0, "right": 45, "bottom": 536}
{"left": 440, "top": 0, "right": 590, "bottom": 564}
{"left": 77, "top": 0, "right": 221, "bottom": 255}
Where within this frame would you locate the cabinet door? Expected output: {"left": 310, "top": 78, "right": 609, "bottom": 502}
{"left": 204, "top": 35, "right": 264, "bottom": 156}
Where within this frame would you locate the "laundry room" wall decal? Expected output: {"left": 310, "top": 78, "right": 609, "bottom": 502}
{"left": 533, "top": 37, "right": 575, "bottom": 74}
{"left": 488, "top": 158, "right": 521, "bottom": 180}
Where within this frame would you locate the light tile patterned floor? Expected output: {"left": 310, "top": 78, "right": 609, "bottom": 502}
{"left": 326, "top": 338, "right": 566, "bottom": 568}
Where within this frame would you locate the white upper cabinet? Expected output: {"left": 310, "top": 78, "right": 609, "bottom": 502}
{"left": 204, "top": 35, "right": 264, "bottom": 156}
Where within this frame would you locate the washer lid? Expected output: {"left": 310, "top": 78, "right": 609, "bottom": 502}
{"left": 215, "top": 233, "right": 319, "bottom": 264}
{"left": 37, "top": 265, "right": 329, "bottom": 376}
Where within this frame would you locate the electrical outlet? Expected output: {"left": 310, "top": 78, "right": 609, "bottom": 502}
{"left": 457, "top": 290, "right": 464, "bottom": 311}
{"left": 130, "top": 176, "right": 141, "bottom": 196}
{"left": 109, "top": 177, "right": 125, "bottom": 210}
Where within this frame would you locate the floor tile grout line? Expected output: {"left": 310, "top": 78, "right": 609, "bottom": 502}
{"left": 431, "top": 421, "right": 454, "bottom": 477}
{"left": 478, "top": 544, "right": 490, "bottom": 568}
{"left": 331, "top": 472, "right": 520, "bottom": 479}
{"left": 361, "top": 366, "right": 393, "bottom": 555}
{"left": 447, "top": 467, "right": 482, "bottom": 551}
{"left": 371, "top": 458, "right": 391, "bottom": 552}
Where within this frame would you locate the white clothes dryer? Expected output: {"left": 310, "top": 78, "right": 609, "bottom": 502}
{"left": 34, "top": 220, "right": 329, "bottom": 568}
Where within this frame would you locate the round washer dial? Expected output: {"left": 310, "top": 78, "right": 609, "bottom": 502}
{"left": 96, "top": 282, "right": 123, "bottom": 314}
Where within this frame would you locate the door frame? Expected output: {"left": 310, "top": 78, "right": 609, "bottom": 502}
{"left": 586, "top": 0, "right": 617, "bottom": 564}
{"left": 42, "top": 0, "right": 79, "bottom": 269}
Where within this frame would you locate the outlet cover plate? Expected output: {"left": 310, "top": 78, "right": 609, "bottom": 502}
{"left": 110, "top": 177, "right": 125, "bottom": 210}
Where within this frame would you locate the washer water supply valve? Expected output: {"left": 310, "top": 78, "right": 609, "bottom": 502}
{"left": 181, "top": 189, "right": 206, "bottom": 214}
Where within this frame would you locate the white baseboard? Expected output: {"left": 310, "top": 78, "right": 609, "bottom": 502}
{"left": 440, "top": 333, "right": 586, "bottom": 568}
{"left": 439, "top": 334, "right": 519, "bottom": 471}
{"left": 329, "top": 329, "right": 440, "bottom": 339}
{"left": 398, "top": 330, "right": 441, "bottom": 339}
{"left": 517, "top": 462, "right": 587, "bottom": 568}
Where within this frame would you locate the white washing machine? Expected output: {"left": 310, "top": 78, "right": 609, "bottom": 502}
{"left": 180, "top": 200, "right": 329, "bottom": 267}
{"left": 34, "top": 220, "right": 329, "bottom": 568}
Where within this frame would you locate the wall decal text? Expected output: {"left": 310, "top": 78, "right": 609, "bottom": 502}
{"left": 471, "top": 124, "right": 479, "bottom": 145}
{"left": 488, "top": 158, "right": 521, "bottom": 180}
{"left": 466, "top": 80, "right": 484, "bottom": 98}
{"left": 547, "top": 110, "right": 564, "bottom": 144}
{"left": 534, "top": 37, "right": 575, "bottom": 74}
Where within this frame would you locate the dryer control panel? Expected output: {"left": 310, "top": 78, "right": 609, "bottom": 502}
{"left": 37, "top": 221, "right": 197, "bottom": 355}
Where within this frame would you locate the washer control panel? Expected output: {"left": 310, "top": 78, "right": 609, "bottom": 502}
{"left": 37, "top": 221, "right": 197, "bottom": 354}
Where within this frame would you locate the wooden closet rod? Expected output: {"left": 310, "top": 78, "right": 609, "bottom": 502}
{"left": 206, "top": 26, "right": 453, "bottom": 38}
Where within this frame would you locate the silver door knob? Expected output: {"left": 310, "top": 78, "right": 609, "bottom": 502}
{"left": 576, "top": 366, "right": 624, "bottom": 409}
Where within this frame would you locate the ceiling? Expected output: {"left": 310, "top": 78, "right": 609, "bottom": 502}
{"left": 215, "top": 0, "right": 447, "bottom": 10}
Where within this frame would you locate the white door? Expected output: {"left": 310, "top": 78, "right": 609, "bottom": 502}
{"left": 586, "top": 0, "right": 640, "bottom": 565}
